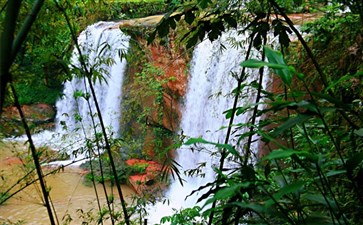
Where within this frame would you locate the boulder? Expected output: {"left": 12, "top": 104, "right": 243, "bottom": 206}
{"left": 126, "top": 159, "right": 163, "bottom": 194}
{"left": 0, "top": 103, "right": 55, "bottom": 136}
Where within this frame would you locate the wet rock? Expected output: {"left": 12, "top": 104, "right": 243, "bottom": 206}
{"left": 126, "top": 159, "right": 163, "bottom": 194}
{"left": 0, "top": 103, "right": 55, "bottom": 136}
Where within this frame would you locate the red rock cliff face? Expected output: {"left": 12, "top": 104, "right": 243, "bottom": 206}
{"left": 125, "top": 35, "right": 189, "bottom": 159}
{"left": 148, "top": 38, "right": 188, "bottom": 131}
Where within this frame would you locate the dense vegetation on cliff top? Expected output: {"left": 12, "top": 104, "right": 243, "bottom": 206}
{"left": 0, "top": 0, "right": 169, "bottom": 107}
{"left": 1, "top": 0, "right": 363, "bottom": 224}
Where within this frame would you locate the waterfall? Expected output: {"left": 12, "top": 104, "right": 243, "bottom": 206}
{"left": 148, "top": 31, "right": 270, "bottom": 223}
{"left": 12, "top": 22, "right": 130, "bottom": 165}
{"left": 53, "top": 21, "right": 130, "bottom": 162}
{"left": 56, "top": 21, "right": 129, "bottom": 136}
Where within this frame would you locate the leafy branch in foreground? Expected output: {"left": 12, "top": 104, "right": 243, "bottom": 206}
{"left": 198, "top": 45, "right": 362, "bottom": 224}
{"left": 159, "top": 37, "right": 362, "bottom": 224}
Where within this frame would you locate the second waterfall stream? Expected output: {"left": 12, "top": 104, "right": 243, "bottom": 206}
{"left": 149, "top": 31, "right": 269, "bottom": 223}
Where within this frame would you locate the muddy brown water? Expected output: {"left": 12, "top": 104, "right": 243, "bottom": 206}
{"left": 0, "top": 142, "right": 135, "bottom": 225}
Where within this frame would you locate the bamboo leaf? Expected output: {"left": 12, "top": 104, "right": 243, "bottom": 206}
{"left": 275, "top": 180, "right": 305, "bottom": 199}
{"left": 264, "top": 46, "right": 292, "bottom": 85}
{"left": 354, "top": 128, "right": 363, "bottom": 136}
{"left": 302, "top": 194, "right": 337, "bottom": 210}
{"left": 326, "top": 170, "right": 346, "bottom": 177}
{"left": 240, "top": 59, "right": 267, "bottom": 68}
{"left": 304, "top": 214, "right": 332, "bottom": 224}
{"left": 213, "top": 185, "right": 241, "bottom": 200}
{"left": 271, "top": 114, "right": 311, "bottom": 137}
{"left": 325, "top": 71, "right": 363, "bottom": 92}
{"left": 223, "top": 108, "right": 234, "bottom": 119}
{"left": 257, "top": 130, "right": 288, "bottom": 149}
{"left": 232, "top": 202, "right": 269, "bottom": 214}
{"left": 185, "top": 138, "right": 239, "bottom": 157}
{"left": 205, "top": 183, "right": 253, "bottom": 205}
{"left": 311, "top": 92, "right": 347, "bottom": 107}
{"left": 263, "top": 149, "right": 309, "bottom": 160}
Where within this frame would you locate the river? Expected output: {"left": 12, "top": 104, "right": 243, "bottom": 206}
{"left": 0, "top": 142, "right": 135, "bottom": 225}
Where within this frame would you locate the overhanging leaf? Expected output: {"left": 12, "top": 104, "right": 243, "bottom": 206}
{"left": 205, "top": 183, "right": 253, "bottom": 206}
{"left": 302, "top": 194, "right": 337, "bottom": 210}
{"left": 257, "top": 130, "right": 288, "bottom": 149}
{"left": 275, "top": 180, "right": 305, "bottom": 199}
{"left": 326, "top": 169, "right": 346, "bottom": 177}
{"left": 199, "top": 0, "right": 212, "bottom": 9}
{"left": 241, "top": 59, "right": 290, "bottom": 70}
{"left": 224, "top": 14, "right": 237, "bottom": 28}
{"left": 265, "top": 181, "right": 305, "bottom": 207}
{"left": 325, "top": 71, "right": 363, "bottom": 92}
{"left": 186, "top": 33, "right": 199, "bottom": 49}
{"left": 354, "top": 128, "right": 363, "bottom": 136}
{"left": 223, "top": 108, "right": 234, "bottom": 119}
{"left": 232, "top": 202, "right": 269, "bottom": 214}
{"left": 263, "top": 149, "right": 309, "bottom": 161}
{"left": 271, "top": 114, "right": 311, "bottom": 137}
{"left": 264, "top": 46, "right": 292, "bottom": 85}
{"left": 184, "top": 137, "right": 239, "bottom": 157}
{"left": 240, "top": 59, "right": 267, "bottom": 68}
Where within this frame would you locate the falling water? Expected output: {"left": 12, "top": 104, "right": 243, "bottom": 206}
{"left": 12, "top": 22, "right": 130, "bottom": 165}
{"left": 53, "top": 21, "right": 130, "bottom": 163}
{"left": 148, "top": 31, "right": 270, "bottom": 223}
{"left": 56, "top": 21, "right": 129, "bottom": 137}
{"left": 0, "top": 22, "right": 132, "bottom": 223}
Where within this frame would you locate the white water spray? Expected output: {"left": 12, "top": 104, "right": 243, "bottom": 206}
{"left": 53, "top": 21, "right": 130, "bottom": 163}
{"left": 56, "top": 21, "right": 129, "bottom": 136}
{"left": 11, "top": 22, "right": 130, "bottom": 165}
{"left": 148, "top": 31, "right": 270, "bottom": 224}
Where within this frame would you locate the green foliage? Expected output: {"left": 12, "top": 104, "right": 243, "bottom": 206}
{"left": 81, "top": 156, "right": 150, "bottom": 185}
{"left": 128, "top": 162, "right": 148, "bottom": 175}
{"left": 179, "top": 42, "right": 363, "bottom": 224}
{"left": 0, "top": 192, "right": 9, "bottom": 206}
{"left": 13, "top": 81, "right": 62, "bottom": 105}
{"left": 142, "top": 1, "right": 363, "bottom": 224}
{"left": 121, "top": 39, "right": 177, "bottom": 159}
{"left": 81, "top": 155, "right": 129, "bottom": 185}
{"left": 158, "top": 206, "right": 206, "bottom": 225}
{"left": 241, "top": 47, "right": 299, "bottom": 85}
{"left": 116, "top": 0, "right": 169, "bottom": 19}
{"left": 148, "top": 0, "right": 306, "bottom": 49}
{"left": 275, "top": 0, "right": 305, "bottom": 12}
{"left": 302, "top": 8, "right": 360, "bottom": 46}
{"left": 297, "top": 8, "right": 362, "bottom": 102}
{"left": 1, "top": 0, "right": 169, "bottom": 108}
{"left": 2, "top": 0, "right": 363, "bottom": 224}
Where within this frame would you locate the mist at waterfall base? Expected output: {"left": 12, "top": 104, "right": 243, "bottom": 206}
{"left": 12, "top": 21, "right": 130, "bottom": 166}
{"left": 148, "top": 31, "right": 269, "bottom": 224}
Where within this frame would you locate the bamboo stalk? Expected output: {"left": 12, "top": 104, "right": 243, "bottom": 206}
{"left": 10, "top": 83, "right": 57, "bottom": 225}
{"left": 0, "top": 0, "right": 21, "bottom": 112}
